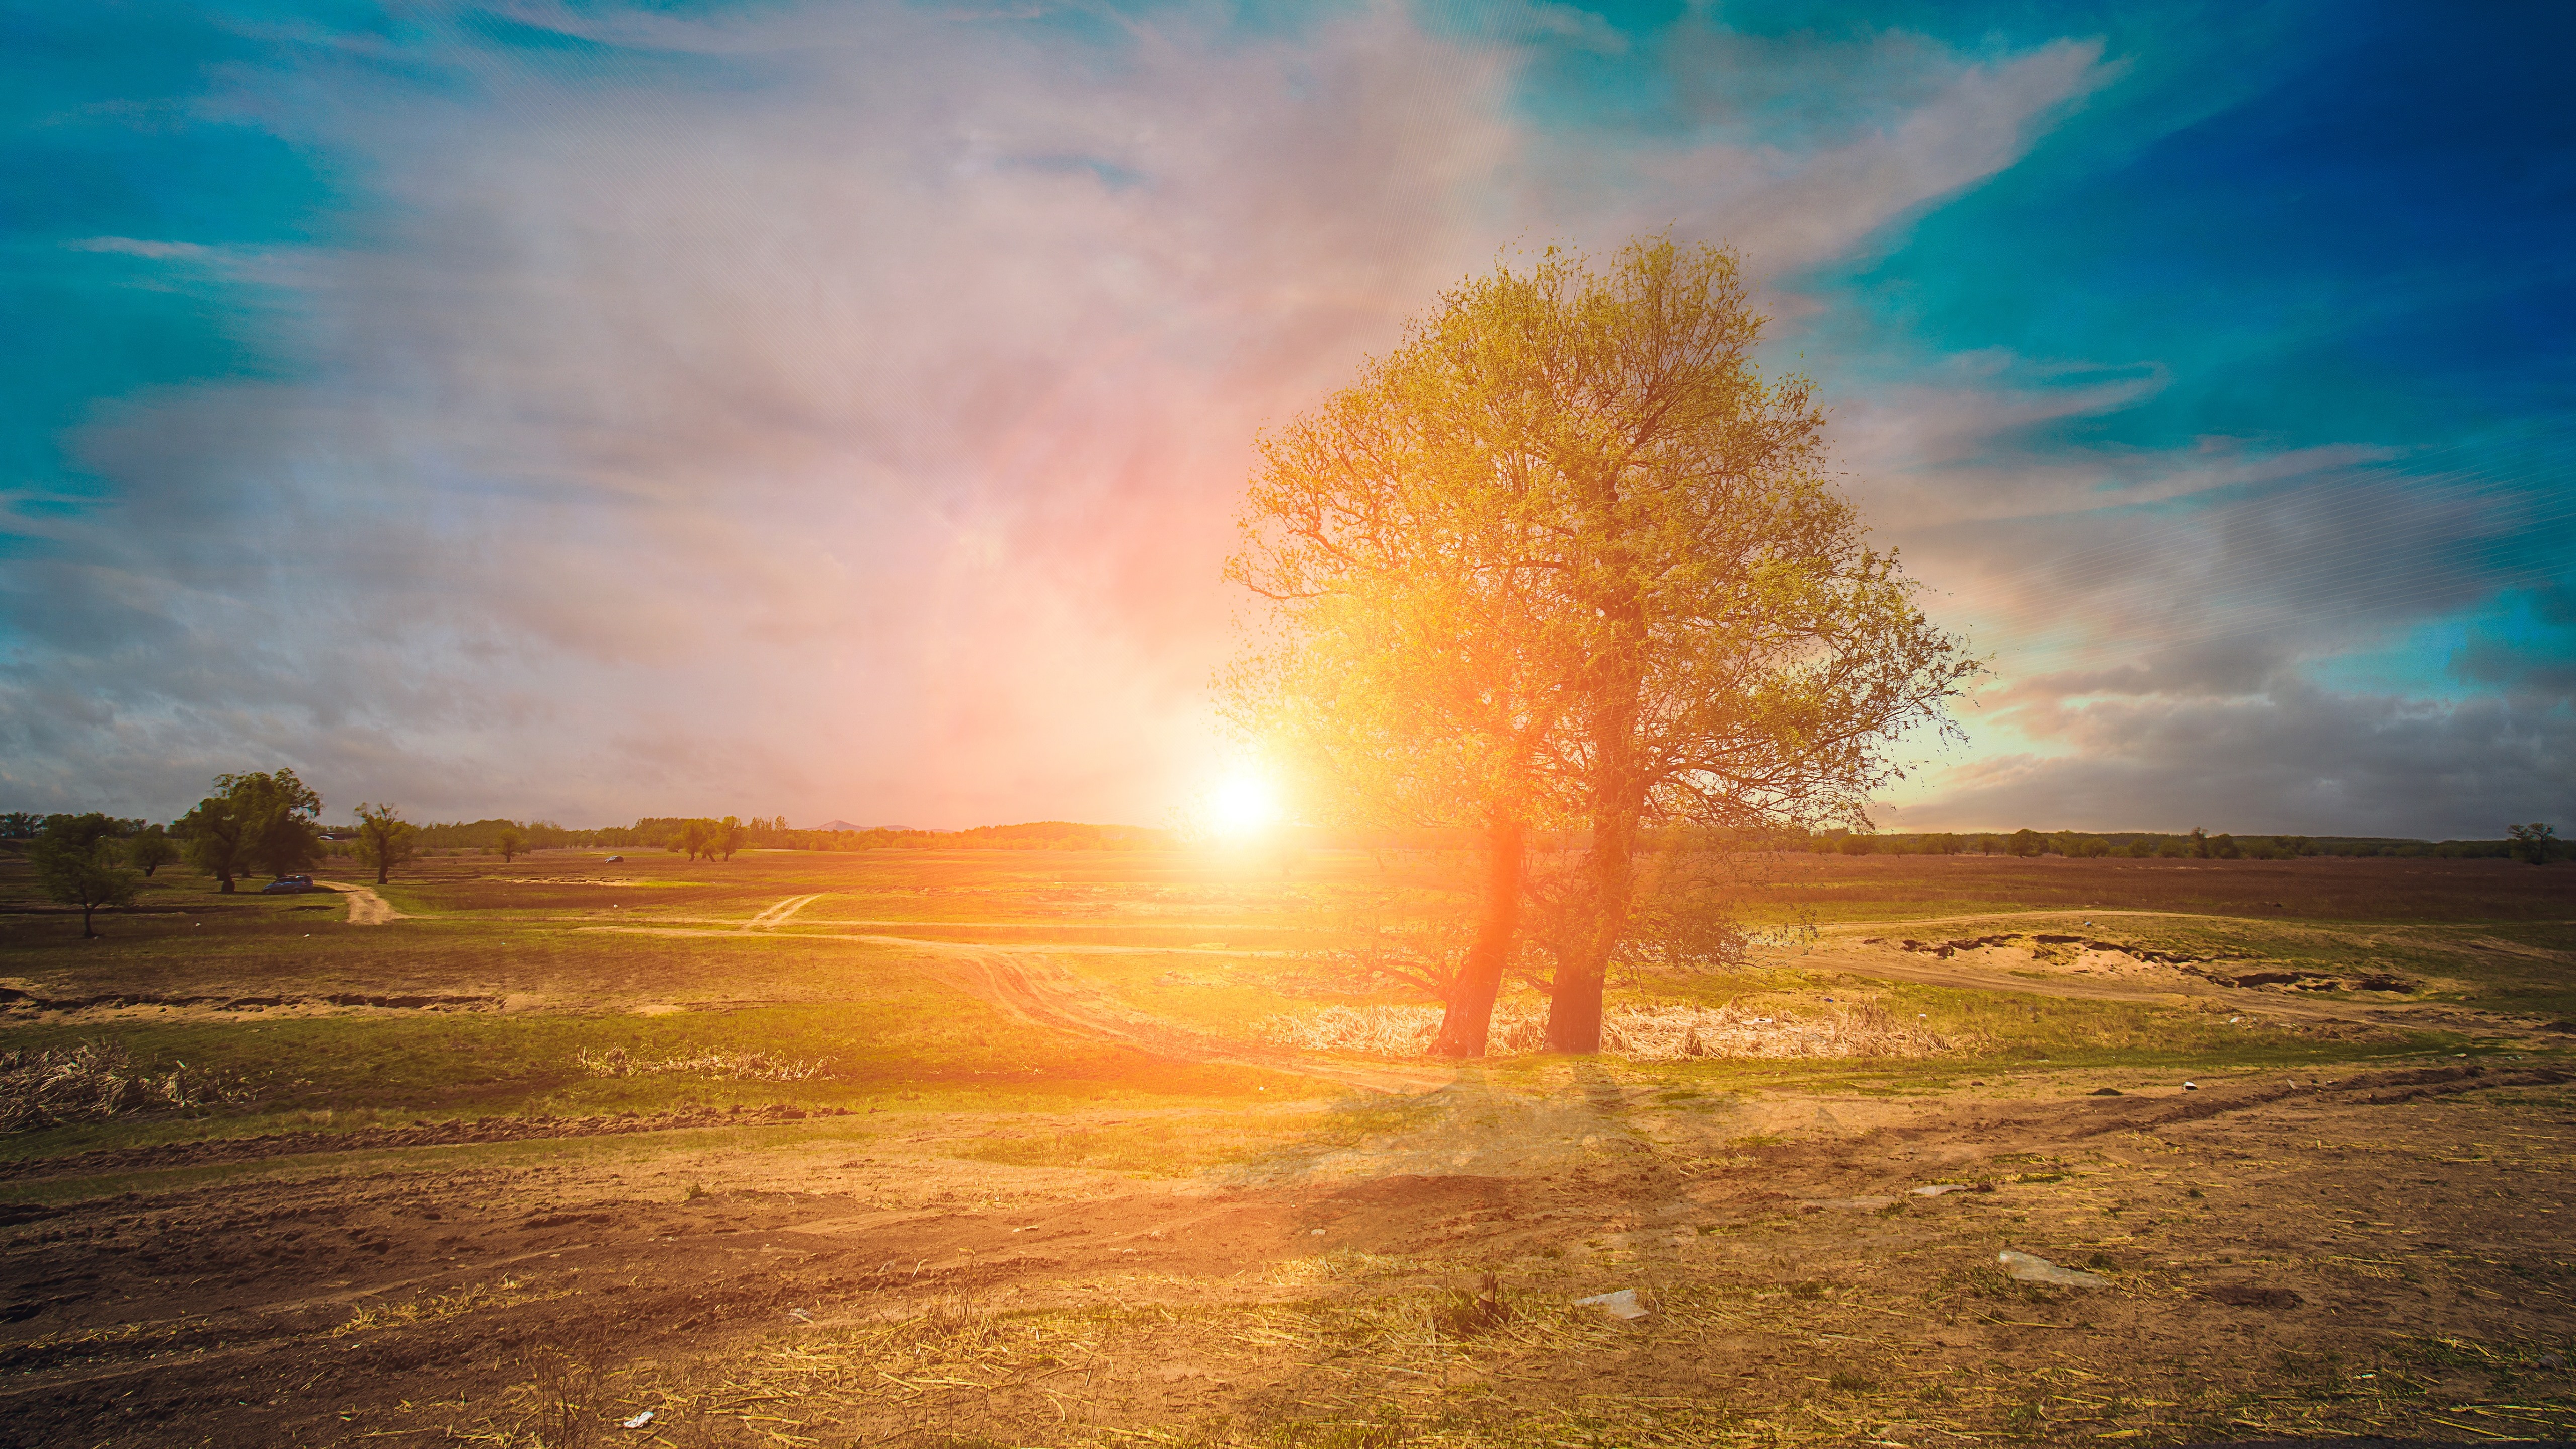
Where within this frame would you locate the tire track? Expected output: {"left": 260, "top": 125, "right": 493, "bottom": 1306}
{"left": 742, "top": 893, "right": 824, "bottom": 930}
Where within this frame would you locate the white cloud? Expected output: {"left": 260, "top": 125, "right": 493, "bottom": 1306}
{"left": 6, "top": 3, "right": 2128, "bottom": 825}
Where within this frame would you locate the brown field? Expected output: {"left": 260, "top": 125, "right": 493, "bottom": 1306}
{"left": 1, "top": 846, "right": 2570, "bottom": 1447}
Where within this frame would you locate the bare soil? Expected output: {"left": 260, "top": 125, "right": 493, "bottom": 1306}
{"left": 5, "top": 1063, "right": 2571, "bottom": 1446}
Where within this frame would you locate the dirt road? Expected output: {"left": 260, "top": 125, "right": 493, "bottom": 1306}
{"left": 315, "top": 881, "right": 404, "bottom": 925}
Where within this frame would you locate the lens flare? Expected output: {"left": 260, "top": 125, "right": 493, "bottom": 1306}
{"left": 1208, "top": 769, "right": 1282, "bottom": 840}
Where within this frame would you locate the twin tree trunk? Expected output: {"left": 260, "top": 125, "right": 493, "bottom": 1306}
{"left": 1431, "top": 816, "right": 1526, "bottom": 1058}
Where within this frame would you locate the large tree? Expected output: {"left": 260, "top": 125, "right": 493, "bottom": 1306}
{"left": 1227, "top": 274, "right": 1599, "bottom": 1055}
{"left": 179, "top": 770, "right": 324, "bottom": 891}
{"left": 1232, "top": 238, "right": 1971, "bottom": 1056}
{"left": 30, "top": 814, "right": 144, "bottom": 939}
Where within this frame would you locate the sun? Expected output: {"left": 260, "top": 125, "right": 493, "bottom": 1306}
{"left": 1207, "top": 767, "right": 1283, "bottom": 840}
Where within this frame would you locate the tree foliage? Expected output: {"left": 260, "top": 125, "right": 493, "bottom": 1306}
{"left": 1229, "top": 237, "right": 1972, "bottom": 1055}
{"left": 125, "top": 824, "right": 177, "bottom": 877}
{"left": 178, "top": 770, "right": 323, "bottom": 891}
{"left": 2507, "top": 822, "right": 2561, "bottom": 865}
{"left": 29, "top": 814, "right": 143, "bottom": 938}
{"left": 353, "top": 802, "right": 420, "bottom": 885}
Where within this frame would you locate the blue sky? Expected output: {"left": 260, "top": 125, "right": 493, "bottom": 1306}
{"left": 3, "top": 0, "right": 2569, "bottom": 835}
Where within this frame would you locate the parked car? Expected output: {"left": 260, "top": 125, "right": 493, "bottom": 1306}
{"left": 603, "top": 854, "right": 624, "bottom": 863}
{"left": 261, "top": 875, "right": 319, "bottom": 895}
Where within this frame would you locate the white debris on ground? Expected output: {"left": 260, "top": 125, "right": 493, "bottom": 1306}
{"left": 1575, "top": 1287, "right": 1650, "bottom": 1320}
{"left": 1998, "top": 1249, "right": 2111, "bottom": 1287}
{"left": 1252, "top": 1000, "right": 1951, "bottom": 1060}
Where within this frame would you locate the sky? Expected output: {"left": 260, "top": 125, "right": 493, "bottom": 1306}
{"left": 3, "top": 0, "right": 2569, "bottom": 838}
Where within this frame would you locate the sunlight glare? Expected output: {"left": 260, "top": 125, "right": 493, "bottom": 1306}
{"left": 1209, "top": 767, "right": 1283, "bottom": 841}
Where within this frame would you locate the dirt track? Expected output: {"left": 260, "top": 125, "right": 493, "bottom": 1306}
{"left": 315, "top": 881, "right": 404, "bottom": 925}
{"left": 4, "top": 1063, "right": 2570, "bottom": 1446}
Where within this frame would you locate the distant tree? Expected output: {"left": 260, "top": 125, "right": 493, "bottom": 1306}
{"left": 2125, "top": 839, "right": 2155, "bottom": 859}
{"left": 1973, "top": 834, "right": 2000, "bottom": 856}
{"left": 1926, "top": 833, "right": 1963, "bottom": 856}
{"left": 669, "top": 819, "right": 715, "bottom": 861}
{"left": 716, "top": 816, "right": 746, "bottom": 861}
{"left": 126, "top": 824, "right": 178, "bottom": 877}
{"left": 30, "top": 814, "right": 144, "bottom": 939}
{"left": 2188, "top": 826, "right": 2212, "bottom": 859}
{"left": 177, "top": 796, "right": 246, "bottom": 892}
{"left": 0, "top": 811, "right": 41, "bottom": 839}
{"left": 1837, "top": 833, "right": 1874, "bottom": 856}
{"left": 353, "top": 803, "right": 419, "bottom": 886}
{"left": 2506, "top": 823, "right": 2561, "bottom": 865}
{"left": 2007, "top": 828, "right": 2045, "bottom": 859}
{"left": 494, "top": 825, "right": 526, "bottom": 864}
{"left": 178, "top": 770, "right": 324, "bottom": 891}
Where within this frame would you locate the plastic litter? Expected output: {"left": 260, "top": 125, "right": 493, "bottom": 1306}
{"left": 1310, "top": 1227, "right": 1326, "bottom": 1236}
{"left": 1909, "top": 1183, "right": 1971, "bottom": 1197}
{"left": 621, "top": 1410, "right": 655, "bottom": 1429}
{"left": 787, "top": 1307, "right": 813, "bottom": 1323}
{"left": 2182, "top": 1080, "right": 2200, "bottom": 1090}
{"left": 1997, "top": 1249, "right": 2110, "bottom": 1287}
{"left": 1575, "top": 1287, "right": 1649, "bottom": 1320}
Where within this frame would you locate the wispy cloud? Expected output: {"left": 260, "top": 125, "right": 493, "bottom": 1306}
{"left": 5, "top": 1, "right": 2565, "bottom": 837}
{"left": 3, "top": 1, "right": 2111, "bottom": 824}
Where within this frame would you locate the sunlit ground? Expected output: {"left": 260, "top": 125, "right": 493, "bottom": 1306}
{"left": 1, "top": 846, "right": 2569, "bottom": 1446}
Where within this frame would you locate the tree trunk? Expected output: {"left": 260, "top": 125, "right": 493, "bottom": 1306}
{"left": 1550, "top": 592, "right": 1650, "bottom": 1055}
{"left": 376, "top": 860, "right": 388, "bottom": 885}
{"left": 217, "top": 870, "right": 235, "bottom": 894}
{"left": 81, "top": 902, "right": 97, "bottom": 939}
{"left": 1547, "top": 805, "right": 1640, "bottom": 1054}
{"left": 1431, "top": 815, "right": 1525, "bottom": 1058}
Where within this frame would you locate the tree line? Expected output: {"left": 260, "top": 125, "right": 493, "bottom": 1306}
{"left": 1795, "top": 826, "right": 2562, "bottom": 860}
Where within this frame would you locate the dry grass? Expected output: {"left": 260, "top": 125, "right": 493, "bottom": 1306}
{"left": 0, "top": 1040, "right": 252, "bottom": 1132}
{"left": 1253, "top": 1000, "right": 1952, "bottom": 1061}
{"left": 571, "top": 1045, "right": 825, "bottom": 1082}
{"left": 331, "top": 1278, "right": 568, "bottom": 1338}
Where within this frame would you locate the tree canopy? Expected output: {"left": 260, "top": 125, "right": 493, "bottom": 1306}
{"left": 29, "top": 813, "right": 143, "bottom": 938}
{"left": 178, "top": 769, "right": 323, "bottom": 891}
{"left": 1229, "top": 237, "right": 1972, "bottom": 1055}
{"left": 354, "top": 802, "right": 419, "bottom": 885}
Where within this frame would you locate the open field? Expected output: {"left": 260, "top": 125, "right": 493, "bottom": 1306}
{"left": 2, "top": 847, "right": 2570, "bottom": 1447}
